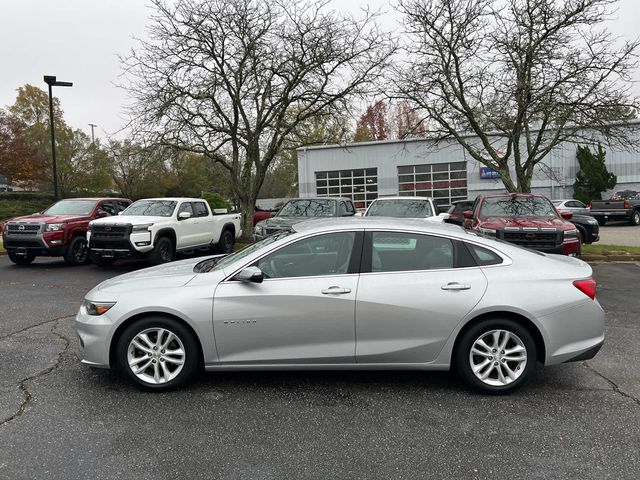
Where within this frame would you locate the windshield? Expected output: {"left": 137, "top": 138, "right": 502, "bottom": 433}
{"left": 194, "top": 231, "right": 292, "bottom": 273}
{"left": 366, "top": 199, "right": 434, "bottom": 218}
{"left": 122, "top": 200, "right": 177, "bottom": 217}
{"left": 480, "top": 197, "right": 558, "bottom": 217}
{"left": 44, "top": 200, "right": 97, "bottom": 216}
{"left": 277, "top": 199, "right": 336, "bottom": 217}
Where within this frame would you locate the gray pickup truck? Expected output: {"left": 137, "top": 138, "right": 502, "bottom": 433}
{"left": 589, "top": 190, "right": 640, "bottom": 226}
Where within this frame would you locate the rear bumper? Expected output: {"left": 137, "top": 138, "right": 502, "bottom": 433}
{"left": 540, "top": 299, "right": 605, "bottom": 365}
{"left": 590, "top": 210, "right": 632, "bottom": 219}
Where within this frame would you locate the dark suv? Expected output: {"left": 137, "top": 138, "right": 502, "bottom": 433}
{"left": 2, "top": 197, "right": 130, "bottom": 265}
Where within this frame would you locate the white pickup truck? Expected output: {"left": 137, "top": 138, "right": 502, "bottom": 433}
{"left": 87, "top": 197, "right": 242, "bottom": 267}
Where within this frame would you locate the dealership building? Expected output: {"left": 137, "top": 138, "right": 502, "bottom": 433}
{"left": 297, "top": 121, "right": 640, "bottom": 210}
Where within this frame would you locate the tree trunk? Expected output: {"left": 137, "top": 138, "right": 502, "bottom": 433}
{"left": 237, "top": 196, "right": 255, "bottom": 243}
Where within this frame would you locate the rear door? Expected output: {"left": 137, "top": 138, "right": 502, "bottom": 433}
{"left": 212, "top": 231, "right": 363, "bottom": 364}
{"left": 355, "top": 230, "right": 487, "bottom": 364}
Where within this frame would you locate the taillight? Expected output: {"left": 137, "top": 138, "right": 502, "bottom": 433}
{"left": 573, "top": 279, "right": 596, "bottom": 300}
{"left": 588, "top": 201, "right": 592, "bottom": 209}
{"left": 624, "top": 200, "right": 630, "bottom": 209}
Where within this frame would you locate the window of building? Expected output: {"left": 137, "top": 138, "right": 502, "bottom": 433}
{"left": 397, "top": 162, "right": 467, "bottom": 207}
{"left": 315, "top": 168, "right": 378, "bottom": 209}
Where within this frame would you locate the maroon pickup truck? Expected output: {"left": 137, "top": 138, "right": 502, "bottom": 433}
{"left": 2, "top": 197, "right": 130, "bottom": 266}
{"left": 463, "top": 193, "right": 581, "bottom": 256}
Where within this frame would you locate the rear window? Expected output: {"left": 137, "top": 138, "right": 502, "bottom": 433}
{"left": 466, "top": 243, "right": 503, "bottom": 266}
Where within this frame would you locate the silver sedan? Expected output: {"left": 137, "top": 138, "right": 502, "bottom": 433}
{"left": 75, "top": 218, "right": 604, "bottom": 394}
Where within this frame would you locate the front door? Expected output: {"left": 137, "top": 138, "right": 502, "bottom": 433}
{"left": 355, "top": 231, "right": 488, "bottom": 364}
{"left": 212, "top": 231, "right": 363, "bottom": 364}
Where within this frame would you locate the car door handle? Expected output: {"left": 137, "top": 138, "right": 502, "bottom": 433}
{"left": 441, "top": 282, "right": 471, "bottom": 291}
{"left": 322, "top": 286, "right": 351, "bottom": 295}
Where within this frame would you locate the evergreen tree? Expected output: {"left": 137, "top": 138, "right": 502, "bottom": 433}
{"left": 573, "top": 145, "right": 617, "bottom": 204}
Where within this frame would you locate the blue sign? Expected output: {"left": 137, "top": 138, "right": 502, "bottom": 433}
{"left": 480, "top": 167, "right": 501, "bottom": 179}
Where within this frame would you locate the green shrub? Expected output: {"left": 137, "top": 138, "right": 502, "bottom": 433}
{"left": 0, "top": 198, "right": 54, "bottom": 222}
{"left": 202, "top": 192, "right": 231, "bottom": 212}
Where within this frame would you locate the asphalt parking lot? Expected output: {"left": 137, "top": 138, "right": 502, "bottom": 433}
{"left": 598, "top": 223, "right": 640, "bottom": 247}
{"left": 0, "top": 256, "right": 638, "bottom": 480}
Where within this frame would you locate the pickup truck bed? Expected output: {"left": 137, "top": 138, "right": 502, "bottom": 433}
{"left": 589, "top": 196, "right": 640, "bottom": 226}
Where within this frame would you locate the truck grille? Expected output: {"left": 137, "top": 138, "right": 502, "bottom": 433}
{"left": 91, "top": 224, "right": 131, "bottom": 238}
{"left": 500, "top": 230, "right": 561, "bottom": 250}
{"left": 6, "top": 223, "right": 40, "bottom": 235}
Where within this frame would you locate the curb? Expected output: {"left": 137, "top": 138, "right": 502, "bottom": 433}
{"left": 582, "top": 254, "right": 640, "bottom": 262}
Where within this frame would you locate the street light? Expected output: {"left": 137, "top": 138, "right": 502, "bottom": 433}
{"left": 44, "top": 75, "right": 73, "bottom": 201}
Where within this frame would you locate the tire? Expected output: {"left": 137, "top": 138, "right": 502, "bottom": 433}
{"left": 7, "top": 251, "right": 36, "bottom": 265}
{"left": 596, "top": 217, "right": 607, "bottom": 226}
{"left": 214, "top": 229, "right": 235, "bottom": 254}
{"left": 630, "top": 210, "right": 640, "bottom": 226}
{"left": 91, "top": 254, "right": 116, "bottom": 268}
{"left": 116, "top": 316, "right": 199, "bottom": 391}
{"left": 64, "top": 236, "right": 90, "bottom": 265}
{"left": 455, "top": 318, "right": 537, "bottom": 395}
{"left": 147, "top": 236, "right": 174, "bottom": 265}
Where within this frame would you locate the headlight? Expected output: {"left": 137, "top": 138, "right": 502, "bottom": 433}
{"left": 132, "top": 223, "right": 153, "bottom": 232}
{"left": 564, "top": 229, "right": 578, "bottom": 241}
{"left": 46, "top": 223, "right": 64, "bottom": 231}
{"left": 479, "top": 228, "right": 497, "bottom": 237}
{"left": 83, "top": 300, "right": 116, "bottom": 316}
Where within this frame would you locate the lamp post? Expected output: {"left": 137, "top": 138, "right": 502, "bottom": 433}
{"left": 88, "top": 123, "right": 97, "bottom": 145}
{"left": 44, "top": 75, "right": 73, "bottom": 201}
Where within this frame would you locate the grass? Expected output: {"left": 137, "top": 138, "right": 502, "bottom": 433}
{"left": 582, "top": 244, "right": 640, "bottom": 256}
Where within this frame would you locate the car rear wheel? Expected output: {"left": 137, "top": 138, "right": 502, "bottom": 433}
{"left": 7, "top": 251, "right": 36, "bottom": 265}
{"left": 64, "top": 236, "right": 90, "bottom": 265}
{"left": 116, "top": 317, "right": 199, "bottom": 391}
{"left": 215, "top": 229, "right": 235, "bottom": 254}
{"left": 455, "top": 318, "right": 537, "bottom": 394}
{"left": 630, "top": 210, "right": 640, "bottom": 226}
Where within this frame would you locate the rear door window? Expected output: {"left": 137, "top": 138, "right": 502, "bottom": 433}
{"left": 370, "top": 232, "right": 454, "bottom": 272}
{"left": 193, "top": 202, "right": 209, "bottom": 217}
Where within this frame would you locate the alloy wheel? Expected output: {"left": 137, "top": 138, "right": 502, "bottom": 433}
{"left": 469, "top": 329, "right": 527, "bottom": 386}
{"left": 127, "top": 328, "right": 186, "bottom": 384}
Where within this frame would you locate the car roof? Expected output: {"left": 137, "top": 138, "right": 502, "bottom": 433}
{"left": 58, "top": 197, "right": 130, "bottom": 201}
{"left": 135, "top": 197, "right": 207, "bottom": 202}
{"left": 370, "top": 196, "right": 434, "bottom": 201}
{"left": 293, "top": 216, "right": 472, "bottom": 238}
{"left": 285, "top": 197, "right": 352, "bottom": 202}
{"left": 481, "top": 192, "right": 545, "bottom": 199}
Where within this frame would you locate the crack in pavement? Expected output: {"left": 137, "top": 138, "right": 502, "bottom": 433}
{"left": 583, "top": 361, "right": 640, "bottom": 407}
{"left": 0, "top": 319, "right": 72, "bottom": 428}
{"left": 0, "top": 314, "right": 75, "bottom": 342}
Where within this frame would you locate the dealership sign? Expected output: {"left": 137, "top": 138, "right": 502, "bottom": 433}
{"left": 479, "top": 167, "right": 501, "bottom": 179}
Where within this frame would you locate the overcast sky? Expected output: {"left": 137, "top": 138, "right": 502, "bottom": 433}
{"left": 1, "top": 0, "right": 638, "bottom": 141}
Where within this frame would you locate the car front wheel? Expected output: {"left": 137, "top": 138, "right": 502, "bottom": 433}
{"left": 455, "top": 318, "right": 537, "bottom": 394}
{"left": 630, "top": 210, "right": 640, "bottom": 226}
{"left": 116, "top": 317, "right": 199, "bottom": 391}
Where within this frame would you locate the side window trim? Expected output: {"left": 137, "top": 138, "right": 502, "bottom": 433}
{"left": 225, "top": 230, "right": 365, "bottom": 282}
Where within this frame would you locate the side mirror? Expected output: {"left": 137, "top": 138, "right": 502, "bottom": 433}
{"left": 178, "top": 211, "right": 192, "bottom": 220}
{"left": 560, "top": 211, "right": 573, "bottom": 220}
{"left": 463, "top": 210, "right": 474, "bottom": 219}
{"left": 96, "top": 210, "right": 109, "bottom": 218}
{"left": 235, "top": 266, "right": 264, "bottom": 283}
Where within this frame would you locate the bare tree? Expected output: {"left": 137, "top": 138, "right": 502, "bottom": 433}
{"left": 122, "top": 0, "right": 394, "bottom": 236}
{"left": 393, "top": 0, "right": 639, "bottom": 193}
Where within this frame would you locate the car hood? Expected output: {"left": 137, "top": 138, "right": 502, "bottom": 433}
{"left": 7, "top": 213, "right": 90, "bottom": 224}
{"left": 479, "top": 216, "right": 573, "bottom": 230}
{"left": 91, "top": 215, "right": 170, "bottom": 226}
{"left": 87, "top": 257, "right": 205, "bottom": 299}
{"left": 258, "top": 216, "right": 328, "bottom": 228}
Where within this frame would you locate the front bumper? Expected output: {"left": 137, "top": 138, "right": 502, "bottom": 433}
{"left": 74, "top": 307, "right": 116, "bottom": 368}
{"left": 3, "top": 222, "right": 70, "bottom": 256}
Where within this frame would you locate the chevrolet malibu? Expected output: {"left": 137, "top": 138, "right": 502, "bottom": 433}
{"left": 75, "top": 218, "right": 604, "bottom": 394}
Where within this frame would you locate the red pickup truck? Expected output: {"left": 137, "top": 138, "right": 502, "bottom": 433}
{"left": 463, "top": 193, "right": 580, "bottom": 256}
{"left": 2, "top": 197, "right": 131, "bottom": 266}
